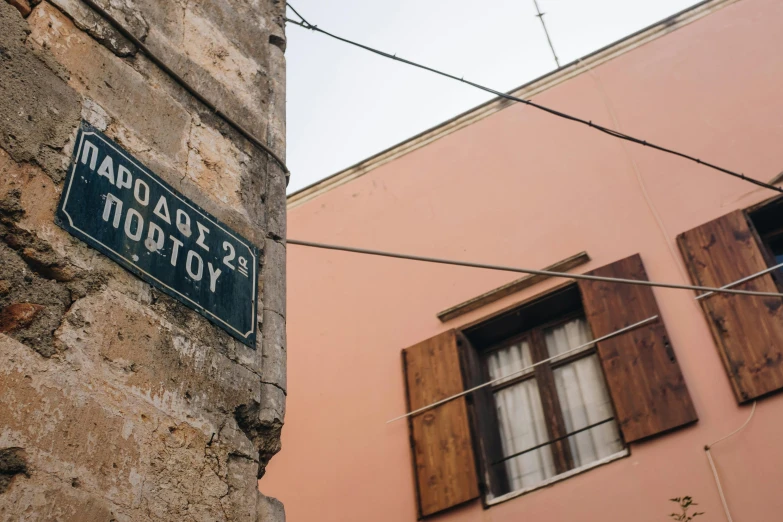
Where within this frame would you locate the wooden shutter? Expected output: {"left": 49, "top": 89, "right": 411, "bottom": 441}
{"left": 455, "top": 332, "right": 509, "bottom": 500}
{"left": 677, "top": 210, "right": 783, "bottom": 402}
{"left": 403, "top": 330, "right": 479, "bottom": 517}
{"left": 577, "top": 254, "right": 697, "bottom": 443}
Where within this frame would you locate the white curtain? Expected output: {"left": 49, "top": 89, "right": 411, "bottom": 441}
{"left": 487, "top": 341, "right": 556, "bottom": 491}
{"left": 487, "top": 319, "right": 624, "bottom": 494}
{"left": 545, "top": 319, "right": 624, "bottom": 468}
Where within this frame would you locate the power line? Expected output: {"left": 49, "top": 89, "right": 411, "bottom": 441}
{"left": 493, "top": 416, "right": 615, "bottom": 465}
{"left": 285, "top": 5, "right": 783, "bottom": 195}
{"left": 696, "top": 260, "right": 783, "bottom": 300}
{"left": 287, "top": 2, "right": 312, "bottom": 27}
{"left": 287, "top": 239, "right": 783, "bottom": 299}
{"left": 532, "top": 0, "right": 560, "bottom": 68}
{"left": 76, "top": 0, "right": 291, "bottom": 184}
{"left": 373, "top": 239, "right": 771, "bottom": 422}
{"left": 386, "top": 315, "right": 659, "bottom": 423}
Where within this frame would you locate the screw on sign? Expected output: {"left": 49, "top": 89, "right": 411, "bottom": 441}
{"left": 56, "top": 122, "right": 260, "bottom": 347}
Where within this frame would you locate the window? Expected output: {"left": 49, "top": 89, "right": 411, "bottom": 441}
{"left": 468, "top": 287, "right": 624, "bottom": 497}
{"left": 402, "top": 254, "right": 696, "bottom": 517}
{"left": 749, "top": 197, "right": 783, "bottom": 270}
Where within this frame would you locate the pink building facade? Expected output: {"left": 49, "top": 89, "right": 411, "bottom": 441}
{"left": 265, "top": 0, "right": 783, "bottom": 520}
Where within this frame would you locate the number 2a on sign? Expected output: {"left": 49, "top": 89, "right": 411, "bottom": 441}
{"left": 221, "top": 242, "right": 249, "bottom": 277}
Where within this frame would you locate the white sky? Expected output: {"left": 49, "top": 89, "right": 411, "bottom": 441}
{"left": 284, "top": 0, "right": 702, "bottom": 194}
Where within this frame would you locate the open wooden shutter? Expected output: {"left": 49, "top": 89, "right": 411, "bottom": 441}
{"left": 677, "top": 210, "right": 783, "bottom": 402}
{"left": 455, "top": 332, "right": 509, "bottom": 500}
{"left": 577, "top": 254, "right": 697, "bottom": 443}
{"left": 403, "top": 330, "right": 479, "bottom": 517}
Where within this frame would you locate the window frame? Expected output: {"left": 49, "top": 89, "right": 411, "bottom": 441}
{"left": 462, "top": 291, "right": 626, "bottom": 501}
{"left": 746, "top": 195, "right": 783, "bottom": 291}
{"left": 483, "top": 311, "right": 596, "bottom": 392}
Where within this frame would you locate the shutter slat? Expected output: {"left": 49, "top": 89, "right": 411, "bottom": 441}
{"left": 677, "top": 210, "right": 783, "bottom": 402}
{"left": 578, "top": 254, "right": 697, "bottom": 443}
{"left": 403, "top": 330, "right": 479, "bottom": 517}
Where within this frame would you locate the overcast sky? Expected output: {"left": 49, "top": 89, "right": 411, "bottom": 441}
{"left": 284, "top": 0, "right": 702, "bottom": 194}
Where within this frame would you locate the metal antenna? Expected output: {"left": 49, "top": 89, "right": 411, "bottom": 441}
{"left": 532, "top": 0, "right": 560, "bottom": 68}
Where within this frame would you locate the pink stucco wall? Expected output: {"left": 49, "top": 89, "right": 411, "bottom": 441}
{"left": 264, "top": 0, "right": 783, "bottom": 520}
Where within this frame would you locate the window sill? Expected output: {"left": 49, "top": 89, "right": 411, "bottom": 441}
{"left": 485, "top": 449, "right": 630, "bottom": 507}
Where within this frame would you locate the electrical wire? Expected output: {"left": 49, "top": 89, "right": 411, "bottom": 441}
{"left": 581, "top": 60, "right": 693, "bottom": 288}
{"left": 285, "top": 5, "right": 783, "bottom": 195}
{"left": 704, "top": 401, "right": 757, "bottom": 522}
{"left": 286, "top": 2, "right": 312, "bottom": 26}
{"left": 705, "top": 401, "right": 756, "bottom": 450}
{"left": 76, "top": 0, "right": 291, "bottom": 184}
{"left": 705, "top": 451, "right": 732, "bottom": 522}
{"left": 386, "top": 315, "right": 659, "bottom": 423}
{"left": 494, "top": 416, "right": 614, "bottom": 465}
{"left": 288, "top": 238, "right": 781, "bottom": 425}
{"left": 532, "top": 0, "right": 560, "bottom": 68}
{"left": 696, "top": 261, "right": 783, "bottom": 300}
{"left": 287, "top": 239, "right": 783, "bottom": 299}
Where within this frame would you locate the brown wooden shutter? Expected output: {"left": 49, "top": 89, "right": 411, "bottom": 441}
{"left": 402, "top": 330, "right": 479, "bottom": 517}
{"left": 677, "top": 210, "right": 783, "bottom": 402}
{"left": 455, "top": 332, "right": 509, "bottom": 500}
{"left": 577, "top": 254, "right": 697, "bottom": 443}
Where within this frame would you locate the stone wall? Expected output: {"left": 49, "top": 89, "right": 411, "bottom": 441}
{"left": 0, "top": 0, "right": 287, "bottom": 519}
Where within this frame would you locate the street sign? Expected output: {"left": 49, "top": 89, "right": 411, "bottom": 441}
{"left": 56, "top": 122, "right": 258, "bottom": 348}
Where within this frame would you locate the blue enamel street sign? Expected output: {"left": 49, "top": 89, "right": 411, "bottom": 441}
{"left": 56, "top": 122, "right": 258, "bottom": 348}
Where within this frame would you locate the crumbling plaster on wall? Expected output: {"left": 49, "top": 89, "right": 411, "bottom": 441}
{"left": 0, "top": 0, "right": 286, "bottom": 519}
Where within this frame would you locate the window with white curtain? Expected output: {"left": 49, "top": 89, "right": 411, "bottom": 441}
{"left": 484, "top": 315, "right": 625, "bottom": 494}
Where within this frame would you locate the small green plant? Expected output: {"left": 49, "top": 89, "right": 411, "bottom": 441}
{"left": 669, "top": 496, "right": 704, "bottom": 521}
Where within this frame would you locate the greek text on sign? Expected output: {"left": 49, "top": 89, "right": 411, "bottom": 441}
{"left": 56, "top": 123, "right": 259, "bottom": 347}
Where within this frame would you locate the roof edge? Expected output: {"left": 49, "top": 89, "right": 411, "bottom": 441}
{"left": 287, "top": 0, "right": 737, "bottom": 210}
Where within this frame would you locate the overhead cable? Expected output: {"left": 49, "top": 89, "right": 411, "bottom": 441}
{"left": 287, "top": 239, "right": 783, "bottom": 299}
{"left": 286, "top": 2, "right": 312, "bottom": 26}
{"left": 288, "top": 238, "right": 783, "bottom": 425}
{"left": 285, "top": 6, "right": 783, "bottom": 195}
{"left": 77, "top": 0, "right": 291, "bottom": 184}
{"left": 385, "top": 315, "right": 659, "bottom": 423}
{"left": 532, "top": 0, "right": 560, "bottom": 68}
{"left": 494, "top": 417, "right": 614, "bottom": 465}
{"left": 696, "top": 261, "right": 783, "bottom": 300}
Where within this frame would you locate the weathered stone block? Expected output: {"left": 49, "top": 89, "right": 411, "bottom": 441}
{"left": 80, "top": 98, "right": 110, "bottom": 131}
{"left": 0, "top": 240, "right": 72, "bottom": 357}
{"left": 0, "top": 0, "right": 81, "bottom": 180}
{"left": 0, "top": 469, "right": 131, "bottom": 521}
{"left": 260, "top": 308, "right": 286, "bottom": 393}
{"left": 0, "top": 447, "right": 28, "bottom": 494}
{"left": 265, "top": 163, "right": 287, "bottom": 240}
{"left": 129, "top": 0, "right": 275, "bottom": 140}
{"left": 0, "top": 304, "right": 44, "bottom": 333}
{"left": 6, "top": 0, "right": 31, "bottom": 17}
{"left": 0, "top": 0, "right": 286, "bottom": 518}
{"left": 257, "top": 493, "right": 286, "bottom": 522}
{"left": 47, "top": 0, "right": 137, "bottom": 56}
{"left": 0, "top": 333, "right": 259, "bottom": 519}
{"left": 62, "top": 0, "right": 148, "bottom": 43}
{"left": 262, "top": 238, "right": 286, "bottom": 317}
{"left": 234, "top": 398, "right": 282, "bottom": 479}
{"left": 28, "top": 3, "right": 192, "bottom": 176}
{"left": 57, "top": 289, "right": 265, "bottom": 426}
{"left": 258, "top": 382, "right": 286, "bottom": 424}
{"left": 186, "top": 122, "right": 251, "bottom": 218}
